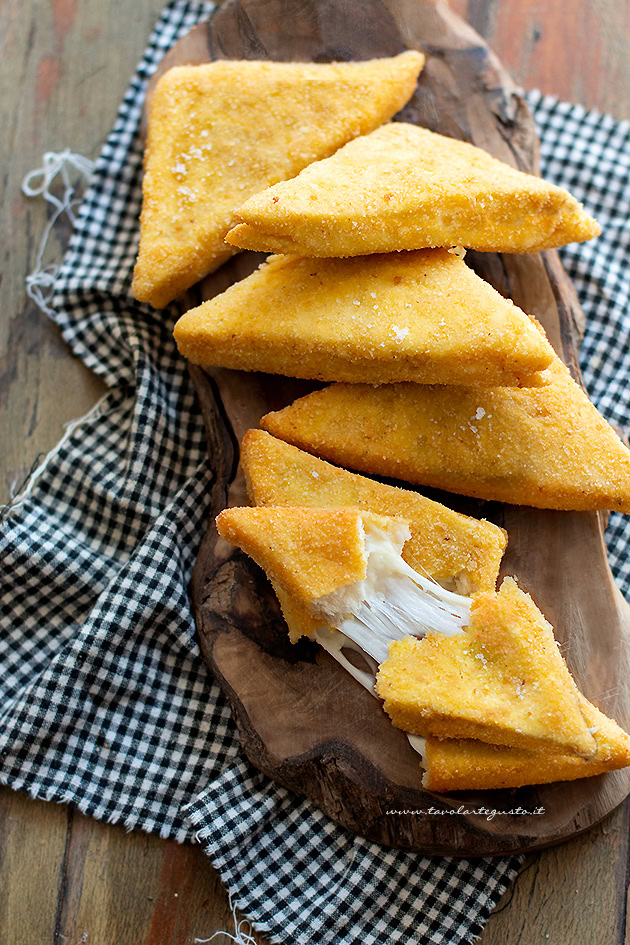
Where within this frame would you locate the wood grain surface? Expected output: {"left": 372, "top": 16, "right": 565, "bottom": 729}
{"left": 2, "top": 0, "right": 630, "bottom": 942}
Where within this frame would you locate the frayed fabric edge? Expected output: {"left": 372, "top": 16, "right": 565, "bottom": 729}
{"left": 0, "top": 771, "right": 193, "bottom": 844}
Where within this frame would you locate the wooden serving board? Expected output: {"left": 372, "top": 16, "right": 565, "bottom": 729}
{"left": 150, "top": 0, "right": 630, "bottom": 854}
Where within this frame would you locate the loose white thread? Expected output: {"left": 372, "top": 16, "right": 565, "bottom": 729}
{"left": 191, "top": 849, "right": 359, "bottom": 944}
{"left": 21, "top": 149, "right": 95, "bottom": 317}
{"left": 194, "top": 893, "right": 257, "bottom": 945}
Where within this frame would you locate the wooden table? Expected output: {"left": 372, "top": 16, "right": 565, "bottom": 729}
{"left": 1, "top": 1, "right": 629, "bottom": 942}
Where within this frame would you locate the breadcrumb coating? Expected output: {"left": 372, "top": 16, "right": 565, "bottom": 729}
{"left": 376, "top": 578, "right": 596, "bottom": 757}
{"left": 422, "top": 696, "right": 630, "bottom": 791}
{"left": 174, "top": 249, "right": 554, "bottom": 386}
{"left": 226, "top": 122, "right": 600, "bottom": 257}
{"left": 132, "top": 53, "right": 424, "bottom": 307}
{"left": 241, "top": 430, "right": 506, "bottom": 596}
{"left": 216, "top": 506, "right": 395, "bottom": 606}
{"left": 260, "top": 356, "right": 630, "bottom": 512}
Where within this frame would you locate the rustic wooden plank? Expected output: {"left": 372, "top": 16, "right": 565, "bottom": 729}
{"left": 0, "top": 785, "right": 270, "bottom": 945}
{"left": 0, "top": 2, "right": 268, "bottom": 940}
{"left": 463, "top": 3, "right": 630, "bottom": 941}
{"left": 0, "top": 789, "right": 68, "bottom": 944}
{"left": 185, "top": 0, "right": 630, "bottom": 858}
{"left": 51, "top": 807, "right": 267, "bottom": 945}
{"left": 482, "top": 803, "right": 630, "bottom": 945}
{"left": 0, "top": 0, "right": 174, "bottom": 501}
{"left": 0, "top": 1, "right": 249, "bottom": 944}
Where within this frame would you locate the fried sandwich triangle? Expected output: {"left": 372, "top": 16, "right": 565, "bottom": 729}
{"left": 174, "top": 249, "right": 554, "bottom": 387}
{"left": 260, "top": 356, "right": 630, "bottom": 512}
{"left": 240, "top": 429, "right": 507, "bottom": 600}
{"left": 420, "top": 695, "right": 630, "bottom": 792}
{"left": 241, "top": 427, "right": 506, "bottom": 643}
{"left": 375, "top": 576, "right": 595, "bottom": 756}
{"left": 226, "top": 122, "right": 600, "bottom": 257}
{"left": 132, "top": 52, "right": 424, "bottom": 308}
{"left": 216, "top": 505, "right": 598, "bottom": 761}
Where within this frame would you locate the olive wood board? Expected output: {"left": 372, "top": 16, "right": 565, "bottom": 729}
{"left": 147, "top": 0, "right": 630, "bottom": 854}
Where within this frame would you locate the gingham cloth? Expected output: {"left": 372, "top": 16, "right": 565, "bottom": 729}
{"left": 2, "top": 2, "right": 629, "bottom": 943}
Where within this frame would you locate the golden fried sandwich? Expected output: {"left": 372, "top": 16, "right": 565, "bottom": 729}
{"left": 241, "top": 429, "right": 506, "bottom": 597}
{"left": 260, "top": 356, "right": 630, "bottom": 512}
{"left": 132, "top": 53, "right": 424, "bottom": 308}
{"left": 216, "top": 505, "right": 475, "bottom": 674}
{"left": 376, "top": 577, "right": 595, "bottom": 757}
{"left": 216, "top": 505, "right": 627, "bottom": 784}
{"left": 174, "top": 249, "right": 554, "bottom": 387}
{"left": 217, "top": 506, "right": 375, "bottom": 607}
{"left": 226, "top": 122, "right": 600, "bottom": 258}
{"left": 420, "top": 696, "right": 630, "bottom": 792}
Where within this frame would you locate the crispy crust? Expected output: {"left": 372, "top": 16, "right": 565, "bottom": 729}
{"left": 272, "top": 582, "right": 321, "bottom": 644}
{"left": 260, "top": 356, "right": 630, "bottom": 512}
{"left": 422, "top": 697, "right": 630, "bottom": 791}
{"left": 241, "top": 429, "right": 506, "bottom": 597}
{"left": 174, "top": 250, "right": 554, "bottom": 387}
{"left": 226, "top": 122, "right": 600, "bottom": 257}
{"left": 131, "top": 53, "right": 424, "bottom": 307}
{"left": 376, "top": 578, "right": 596, "bottom": 757}
{"left": 216, "top": 506, "right": 394, "bottom": 606}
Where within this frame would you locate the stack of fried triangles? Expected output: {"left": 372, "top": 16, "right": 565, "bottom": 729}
{"left": 152, "top": 55, "right": 630, "bottom": 512}
{"left": 170, "top": 105, "right": 600, "bottom": 392}
{"left": 135, "top": 54, "right": 630, "bottom": 793}
{"left": 133, "top": 53, "right": 425, "bottom": 307}
{"left": 135, "top": 53, "right": 630, "bottom": 514}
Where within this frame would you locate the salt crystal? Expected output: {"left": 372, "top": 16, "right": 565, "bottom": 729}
{"left": 391, "top": 325, "right": 409, "bottom": 343}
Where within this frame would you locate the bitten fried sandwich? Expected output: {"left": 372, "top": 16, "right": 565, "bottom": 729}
{"left": 216, "top": 504, "right": 630, "bottom": 791}
{"left": 241, "top": 429, "right": 506, "bottom": 597}
{"left": 240, "top": 428, "right": 507, "bottom": 642}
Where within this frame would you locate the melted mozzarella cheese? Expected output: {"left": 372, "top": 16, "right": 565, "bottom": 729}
{"left": 312, "top": 519, "right": 471, "bottom": 664}
{"left": 310, "top": 518, "right": 472, "bottom": 767}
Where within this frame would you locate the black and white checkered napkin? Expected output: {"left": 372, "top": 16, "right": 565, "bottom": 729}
{"left": 2, "top": 2, "right": 629, "bottom": 942}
